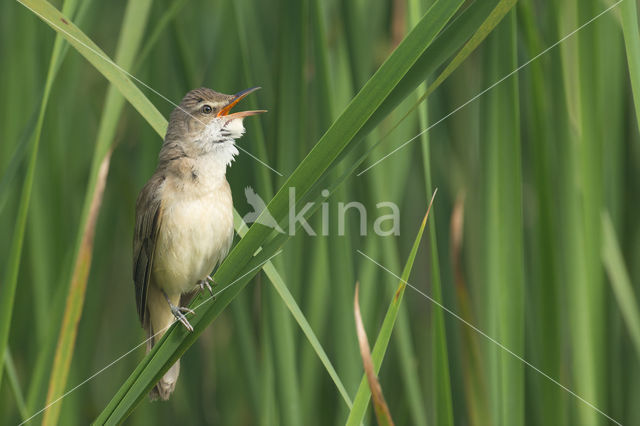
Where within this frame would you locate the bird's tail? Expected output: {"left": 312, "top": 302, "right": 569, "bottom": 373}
{"left": 147, "top": 326, "right": 180, "bottom": 401}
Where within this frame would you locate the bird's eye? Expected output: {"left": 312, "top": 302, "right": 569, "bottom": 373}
{"left": 201, "top": 104, "right": 213, "bottom": 114}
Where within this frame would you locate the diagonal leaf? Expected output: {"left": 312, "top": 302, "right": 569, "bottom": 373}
{"left": 370, "top": 0, "right": 517, "bottom": 147}
{"left": 425, "top": 0, "right": 518, "bottom": 97}
{"left": 346, "top": 190, "right": 437, "bottom": 425}
{"left": 313, "top": 0, "right": 510, "bottom": 183}
{"left": 233, "top": 211, "right": 353, "bottom": 408}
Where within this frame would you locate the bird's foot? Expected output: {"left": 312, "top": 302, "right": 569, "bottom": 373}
{"left": 163, "top": 289, "right": 195, "bottom": 332}
{"left": 198, "top": 275, "right": 217, "bottom": 297}
{"left": 170, "top": 305, "right": 195, "bottom": 332}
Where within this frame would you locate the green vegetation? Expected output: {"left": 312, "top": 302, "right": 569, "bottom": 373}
{"left": 1, "top": 0, "right": 639, "bottom": 425}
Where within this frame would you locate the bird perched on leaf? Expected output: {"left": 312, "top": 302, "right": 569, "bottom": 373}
{"left": 133, "top": 87, "right": 265, "bottom": 400}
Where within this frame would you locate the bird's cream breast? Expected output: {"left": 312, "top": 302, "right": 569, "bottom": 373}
{"left": 153, "top": 176, "right": 234, "bottom": 296}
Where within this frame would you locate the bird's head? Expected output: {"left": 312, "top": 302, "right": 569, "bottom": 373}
{"left": 166, "top": 87, "right": 265, "bottom": 154}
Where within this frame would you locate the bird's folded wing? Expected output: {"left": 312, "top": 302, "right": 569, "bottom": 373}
{"left": 133, "top": 175, "right": 164, "bottom": 329}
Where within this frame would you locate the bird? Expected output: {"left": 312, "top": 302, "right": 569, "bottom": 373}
{"left": 133, "top": 87, "right": 265, "bottom": 400}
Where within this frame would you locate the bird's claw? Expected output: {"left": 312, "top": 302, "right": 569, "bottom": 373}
{"left": 170, "top": 305, "right": 194, "bottom": 332}
{"left": 199, "top": 275, "right": 217, "bottom": 297}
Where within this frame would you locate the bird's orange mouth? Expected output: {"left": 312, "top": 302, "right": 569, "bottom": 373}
{"left": 217, "top": 86, "right": 267, "bottom": 119}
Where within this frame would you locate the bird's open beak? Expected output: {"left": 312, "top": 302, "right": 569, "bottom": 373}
{"left": 217, "top": 86, "right": 267, "bottom": 119}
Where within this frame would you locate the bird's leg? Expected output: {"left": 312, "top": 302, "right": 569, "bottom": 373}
{"left": 197, "top": 275, "right": 217, "bottom": 297}
{"left": 163, "top": 290, "right": 194, "bottom": 332}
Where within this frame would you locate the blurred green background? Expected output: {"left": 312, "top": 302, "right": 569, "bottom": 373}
{"left": 2, "top": 0, "right": 640, "bottom": 424}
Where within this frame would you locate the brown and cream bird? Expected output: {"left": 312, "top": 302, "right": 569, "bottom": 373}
{"left": 133, "top": 87, "right": 265, "bottom": 400}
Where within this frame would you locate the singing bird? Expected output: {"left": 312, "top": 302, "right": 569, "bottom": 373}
{"left": 133, "top": 87, "right": 265, "bottom": 400}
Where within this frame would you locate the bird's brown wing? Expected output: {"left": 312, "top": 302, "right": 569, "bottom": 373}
{"left": 133, "top": 174, "right": 164, "bottom": 329}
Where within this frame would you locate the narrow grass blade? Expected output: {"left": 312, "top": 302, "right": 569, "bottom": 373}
{"left": 41, "top": 152, "right": 113, "bottom": 426}
{"left": 602, "top": 212, "right": 640, "bottom": 359}
{"left": 449, "top": 194, "right": 490, "bottom": 425}
{"left": 0, "top": 0, "right": 79, "bottom": 391}
{"left": 231, "top": 0, "right": 275, "bottom": 198}
{"left": 330, "top": 2, "right": 440, "bottom": 415}
{"left": 326, "top": 4, "right": 368, "bottom": 416}
{"left": 17, "top": 0, "right": 167, "bottom": 137}
{"left": 0, "top": 109, "right": 38, "bottom": 215}
{"left": 41, "top": 1, "right": 153, "bottom": 424}
{"left": 517, "top": 2, "right": 565, "bottom": 423}
{"left": 267, "top": 255, "right": 352, "bottom": 407}
{"left": 299, "top": 4, "right": 336, "bottom": 412}
{"left": 268, "top": 1, "right": 308, "bottom": 423}
{"left": 409, "top": 0, "right": 454, "bottom": 424}
{"left": 299, "top": 236, "right": 333, "bottom": 414}
{"left": 25, "top": 268, "right": 76, "bottom": 414}
{"left": 425, "top": 0, "right": 517, "bottom": 97}
{"left": 363, "top": 135, "right": 430, "bottom": 425}
{"left": 0, "top": 0, "right": 94, "bottom": 216}
{"left": 371, "top": 0, "right": 512, "bottom": 143}
{"left": 266, "top": 287, "right": 301, "bottom": 426}
{"left": 228, "top": 294, "right": 261, "bottom": 412}
{"left": 260, "top": 295, "right": 277, "bottom": 426}
{"left": 482, "top": 11, "right": 524, "bottom": 426}
{"left": 4, "top": 348, "right": 28, "bottom": 421}
{"left": 133, "top": 0, "right": 190, "bottom": 71}
{"left": 346, "top": 191, "right": 436, "bottom": 426}
{"left": 343, "top": 0, "right": 516, "bottom": 176}
{"left": 557, "top": 2, "right": 607, "bottom": 424}
{"left": 326, "top": 201, "right": 360, "bottom": 421}
{"left": 234, "top": 211, "right": 353, "bottom": 408}
{"left": 618, "top": 0, "right": 640, "bottom": 131}
{"left": 21, "top": 0, "right": 95, "bottom": 353}
{"left": 354, "top": 283, "right": 395, "bottom": 426}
